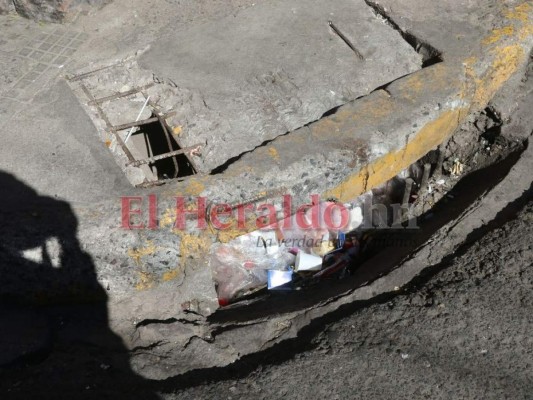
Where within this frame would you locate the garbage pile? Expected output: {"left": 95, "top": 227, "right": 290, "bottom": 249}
{"left": 210, "top": 148, "right": 455, "bottom": 306}
{"left": 210, "top": 196, "right": 369, "bottom": 306}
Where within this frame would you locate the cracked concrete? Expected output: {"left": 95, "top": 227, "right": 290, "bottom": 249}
{"left": 128, "top": 121, "right": 533, "bottom": 380}
{"left": 138, "top": 0, "right": 422, "bottom": 173}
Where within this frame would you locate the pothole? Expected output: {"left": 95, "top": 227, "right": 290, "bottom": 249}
{"left": 208, "top": 106, "right": 526, "bottom": 320}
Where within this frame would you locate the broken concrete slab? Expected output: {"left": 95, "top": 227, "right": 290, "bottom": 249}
{"left": 128, "top": 123, "right": 533, "bottom": 381}
{"left": 363, "top": 0, "right": 531, "bottom": 63}
{"left": 117, "top": 2, "right": 532, "bottom": 379}
{"left": 138, "top": 0, "right": 422, "bottom": 173}
{"left": 66, "top": 0, "right": 426, "bottom": 185}
{"left": 13, "top": 0, "right": 68, "bottom": 21}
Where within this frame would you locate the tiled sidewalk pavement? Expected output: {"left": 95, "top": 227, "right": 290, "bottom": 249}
{"left": 0, "top": 15, "right": 87, "bottom": 104}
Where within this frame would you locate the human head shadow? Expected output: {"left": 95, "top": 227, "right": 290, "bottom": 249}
{"left": 0, "top": 170, "right": 159, "bottom": 399}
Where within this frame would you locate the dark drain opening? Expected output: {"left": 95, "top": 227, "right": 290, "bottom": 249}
{"left": 131, "top": 114, "right": 196, "bottom": 180}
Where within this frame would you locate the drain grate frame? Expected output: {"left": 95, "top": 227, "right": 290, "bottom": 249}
{"left": 68, "top": 66, "right": 200, "bottom": 187}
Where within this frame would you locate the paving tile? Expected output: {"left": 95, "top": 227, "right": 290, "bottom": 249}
{"left": 7, "top": 32, "right": 23, "bottom": 40}
{"left": 49, "top": 45, "right": 63, "bottom": 54}
{"left": 71, "top": 39, "right": 84, "bottom": 49}
{"left": 51, "top": 55, "right": 69, "bottom": 66}
{"left": 36, "top": 33, "right": 49, "bottom": 41}
{"left": 16, "top": 90, "right": 34, "bottom": 102}
{"left": 49, "top": 33, "right": 63, "bottom": 43}
{"left": 38, "top": 42, "right": 53, "bottom": 51}
{"left": 57, "top": 37, "right": 72, "bottom": 46}
{"left": 22, "top": 71, "right": 41, "bottom": 82}
{"left": 33, "top": 63, "right": 48, "bottom": 73}
{"left": 29, "top": 50, "right": 45, "bottom": 61}
{"left": 14, "top": 79, "right": 32, "bottom": 89}
{"left": 4, "top": 88, "right": 21, "bottom": 99}
{"left": 39, "top": 52, "right": 56, "bottom": 63}
{"left": 52, "top": 27, "right": 66, "bottom": 36}
{"left": 66, "top": 31, "right": 79, "bottom": 39}
{"left": 18, "top": 47, "right": 32, "bottom": 57}
{"left": 45, "top": 35, "right": 59, "bottom": 45}
{"left": 62, "top": 47, "right": 77, "bottom": 56}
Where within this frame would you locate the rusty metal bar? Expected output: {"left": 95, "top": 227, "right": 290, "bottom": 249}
{"left": 420, "top": 163, "right": 432, "bottom": 194}
{"left": 142, "top": 95, "right": 180, "bottom": 178}
{"left": 434, "top": 144, "right": 446, "bottom": 179}
{"left": 155, "top": 109, "right": 180, "bottom": 178}
{"left": 111, "top": 116, "right": 159, "bottom": 132}
{"left": 110, "top": 111, "right": 176, "bottom": 132}
{"left": 88, "top": 83, "right": 155, "bottom": 105}
{"left": 158, "top": 118, "right": 199, "bottom": 172}
{"left": 80, "top": 83, "right": 136, "bottom": 163}
{"left": 171, "top": 130, "right": 201, "bottom": 174}
{"left": 328, "top": 21, "right": 364, "bottom": 61}
{"left": 67, "top": 63, "right": 121, "bottom": 82}
{"left": 391, "top": 177, "right": 414, "bottom": 225}
{"left": 142, "top": 92, "right": 200, "bottom": 176}
{"left": 182, "top": 147, "right": 200, "bottom": 174}
{"left": 402, "top": 178, "right": 414, "bottom": 206}
{"left": 136, "top": 177, "right": 187, "bottom": 188}
{"left": 129, "top": 144, "right": 202, "bottom": 167}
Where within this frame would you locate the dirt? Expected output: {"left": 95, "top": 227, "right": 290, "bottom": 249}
{"left": 162, "top": 201, "right": 533, "bottom": 400}
{"left": 2, "top": 200, "right": 530, "bottom": 399}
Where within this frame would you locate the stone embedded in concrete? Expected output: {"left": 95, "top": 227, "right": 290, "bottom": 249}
{"left": 13, "top": 0, "right": 69, "bottom": 21}
{"left": 12, "top": 0, "right": 109, "bottom": 22}
{"left": 139, "top": 0, "right": 422, "bottom": 173}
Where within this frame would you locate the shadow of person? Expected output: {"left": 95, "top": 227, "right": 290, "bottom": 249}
{"left": 0, "top": 171, "right": 159, "bottom": 399}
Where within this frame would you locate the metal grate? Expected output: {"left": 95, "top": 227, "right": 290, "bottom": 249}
{"left": 68, "top": 65, "right": 201, "bottom": 187}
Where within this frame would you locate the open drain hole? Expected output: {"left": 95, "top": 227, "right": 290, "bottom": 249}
{"left": 76, "top": 80, "right": 200, "bottom": 187}
{"left": 129, "top": 114, "right": 196, "bottom": 181}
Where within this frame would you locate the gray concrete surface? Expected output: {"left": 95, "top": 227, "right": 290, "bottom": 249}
{"left": 365, "top": 0, "right": 498, "bottom": 60}
{"left": 139, "top": 0, "right": 422, "bottom": 172}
